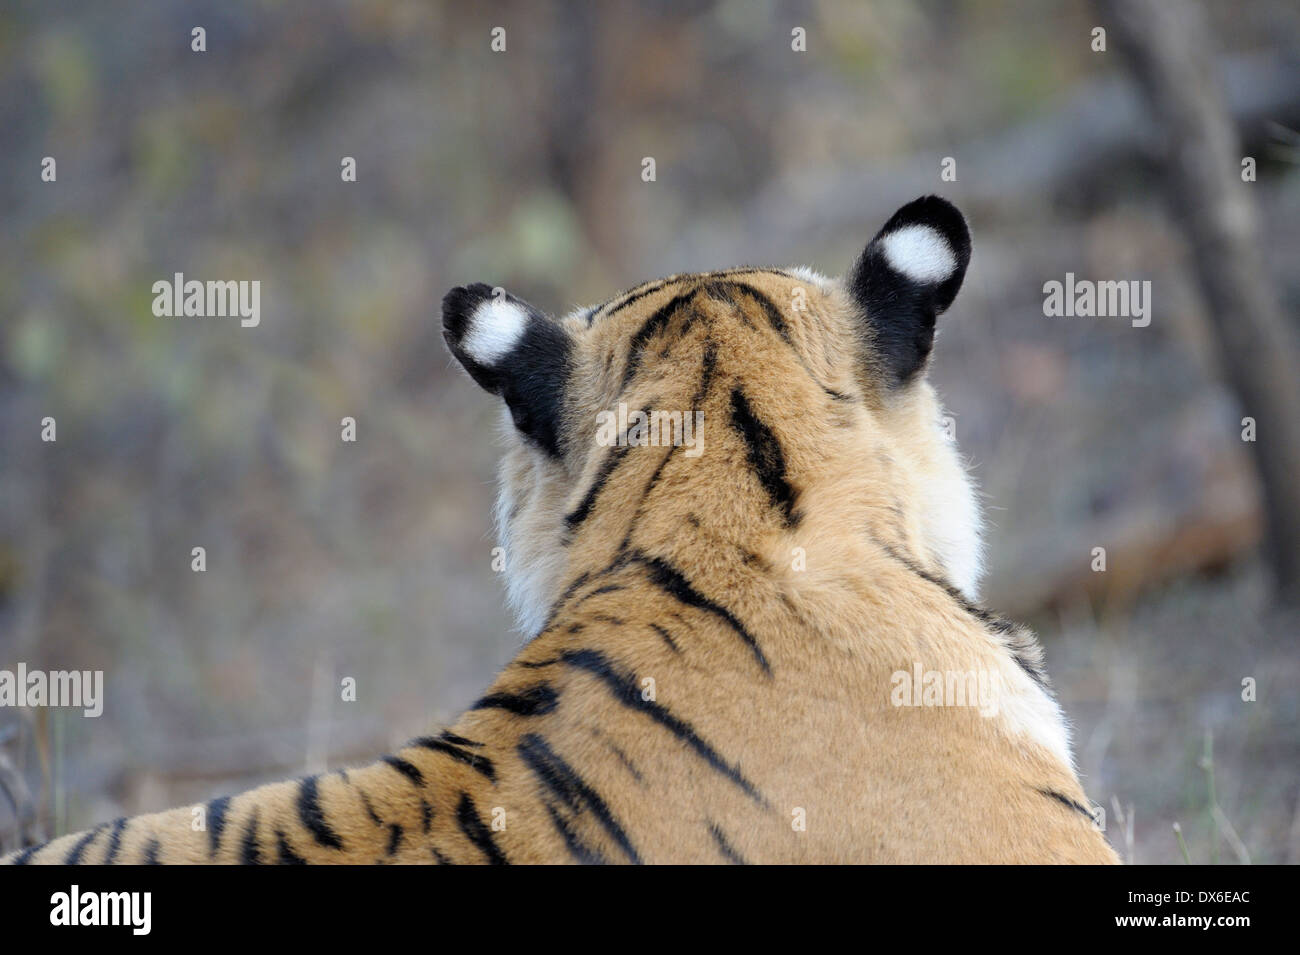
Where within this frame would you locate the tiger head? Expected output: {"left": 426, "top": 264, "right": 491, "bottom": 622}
{"left": 443, "top": 196, "right": 982, "bottom": 636}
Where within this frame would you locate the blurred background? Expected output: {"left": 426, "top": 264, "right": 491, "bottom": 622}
{"left": 1, "top": 0, "right": 1298, "bottom": 863}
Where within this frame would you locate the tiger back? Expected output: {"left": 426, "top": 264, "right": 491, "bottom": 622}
{"left": 6, "top": 196, "right": 1119, "bottom": 864}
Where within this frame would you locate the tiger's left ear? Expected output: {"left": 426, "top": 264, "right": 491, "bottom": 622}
{"left": 847, "top": 195, "right": 971, "bottom": 385}
{"left": 442, "top": 283, "right": 570, "bottom": 457}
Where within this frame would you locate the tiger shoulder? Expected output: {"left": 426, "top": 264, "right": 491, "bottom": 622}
{"left": 7, "top": 196, "right": 1119, "bottom": 865}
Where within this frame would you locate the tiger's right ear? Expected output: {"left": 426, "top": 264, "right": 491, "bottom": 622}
{"left": 442, "top": 283, "right": 571, "bottom": 457}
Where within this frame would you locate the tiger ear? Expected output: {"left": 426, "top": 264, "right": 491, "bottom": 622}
{"left": 442, "top": 283, "right": 570, "bottom": 457}
{"left": 847, "top": 196, "right": 971, "bottom": 385}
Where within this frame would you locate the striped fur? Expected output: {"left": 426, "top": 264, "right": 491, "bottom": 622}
{"left": 5, "top": 198, "right": 1118, "bottom": 864}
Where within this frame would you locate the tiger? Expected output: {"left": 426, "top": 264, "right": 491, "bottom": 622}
{"left": 5, "top": 196, "right": 1118, "bottom": 864}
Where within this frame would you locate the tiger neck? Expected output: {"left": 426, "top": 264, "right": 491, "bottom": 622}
{"left": 540, "top": 463, "right": 823, "bottom": 675}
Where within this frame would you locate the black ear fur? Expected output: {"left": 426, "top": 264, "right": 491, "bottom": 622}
{"left": 442, "top": 283, "right": 570, "bottom": 457}
{"left": 848, "top": 196, "right": 971, "bottom": 385}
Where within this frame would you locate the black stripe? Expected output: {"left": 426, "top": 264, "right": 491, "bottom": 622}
{"left": 411, "top": 736, "right": 498, "bottom": 781}
{"left": 594, "top": 268, "right": 795, "bottom": 325}
{"left": 206, "top": 795, "right": 231, "bottom": 857}
{"left": 614, "top": 444, "right": 678, "bottom": 555}
{"left": 543, "top": 801, "right": 610, "bottom": 864}
{"left": 562, "top": 394, "right": 662, "bottom": 538}
{"left": 707, "top": 266, "right": 794, "bottom": 282}
{"left": 240, "top": 811, "right": 262, "bottom": 865}
{"left": 387, "top": 823, "right": 404, "bottom": 856}
{"left": 142, "top": 837, "right": 162, "bottom": 865}
{"left": 739, "top": 545, "right": 771, "bottom": 572}
{"left": 517, "top": 734, "right": 641, "bottom": 864}
{"left": 614, "top": 343, "right": 717, "bottom": 556}
{"left": 878, "top": 542, "right": 1051, "bottom": 692}
{"left": 879, "top": 541, "right": 1001, "bottom": 627}
{"left": 713, "top": 279, "right": 850, "bottom": 399}
{"left": 382, "top": 754, "right": 425, "bottom": 788}
{"left": 297, "top": 775, "right": 344, "bottom": 850}
{"left": 275, "top": 829, "right": 308, "bottom": 864}
{"left": 649, "top": 623, "right": 680, "bottom": 653}
{"left": 565, "top": 444, "right": 632, "bottom": 531}
{"left": 439, "top": 731, "right": 484, "bottom": 748}
{"left": 729, "top": 387, "right": 799, "bottom": 527}
{"left": 693, "top": 339, "right": 719, "bottom": 402}
{"left": 470, "top": 684, "right": 559, "bottom": 718}
{"left": 698, "top": 279, "right": 739, "bottom": 307}
{"left": 635, "top": 553, "right": 771, "bottom": 673}
{"left": 700, "top": 279, "right": 791, "bottom": 346}
{"left": 606, "top": 742, "right": 645, "bottom": 783}
{"left": 709, "top": 822, "right": 749, "bottom": 864}
{"left": 1038, "top": 789, "right": 1096, "bottom": 822}
{"left": 432, "top": 846, "right": 454, "bottom": 865}
{"left": 1005, "top": 633, "right": 1051, "bottom": 692}
{"left": 622, "top": 290, "right": 698, "bottom": 388}
{"left": 64, "top": 823, "right": 104, "bottom": 864}
{"left": 455, "top": 793, "right": 508, "bottom": 865}
{"left": 731, "top": 282, "right": 792, "bottom": 345}
{"left": 358, "top": 789, "right": 383, "bottom": 827}
{"left": 536, "top": 571, "right": 591, "bottom": 635}
{"left": 420, "top": 800, "right": 433, "bottom": 833}
{"left": 559, "top": 647, "right": 766, "bottom": 805}
{"left": 11, "top": 843, "right": 40, "bottom": 865}
{"left": 598, "top": 278, "right": 672, "bottom": 321}
{"left": 594, "top": 269, "right": 792, "bottom": 325}
{"left": 103, "top": 817, "right": 127, "bottom": 864}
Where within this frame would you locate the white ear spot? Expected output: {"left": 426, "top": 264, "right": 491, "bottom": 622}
{"left": 463, "top": 296, "right": 528, "bottom": 365}
{"left": 880, "top": 225, "right": 957, "bottom": 284}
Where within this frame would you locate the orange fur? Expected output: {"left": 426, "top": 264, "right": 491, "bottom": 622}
{"left": 8, "top": 262, "right": 1118, "bottom": 865}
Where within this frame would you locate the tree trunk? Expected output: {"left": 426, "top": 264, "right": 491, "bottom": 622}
{"left": 1096, "top": 0, "right": 1300, "bottom": 602}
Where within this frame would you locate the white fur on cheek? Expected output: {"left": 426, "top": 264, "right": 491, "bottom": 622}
{"left": 494, "top": 474, "right": 551, "bottom": 636}
{"left": 880, "top": 225, "right": 957, "bottom": 284}
{"left": 919, "top": 413, "right": 985, "bottom": 601}
{"left": 493, "top": 415, "right": 569, "bottom": 637}
{"left": 788, "top": 265, "right": 830, "bottom": 288}
{"left": 995, "top": 667, "right": 1076, "bottom": 771}
{"left": 464, "top": 297, "right": 527, "bottom": 365}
